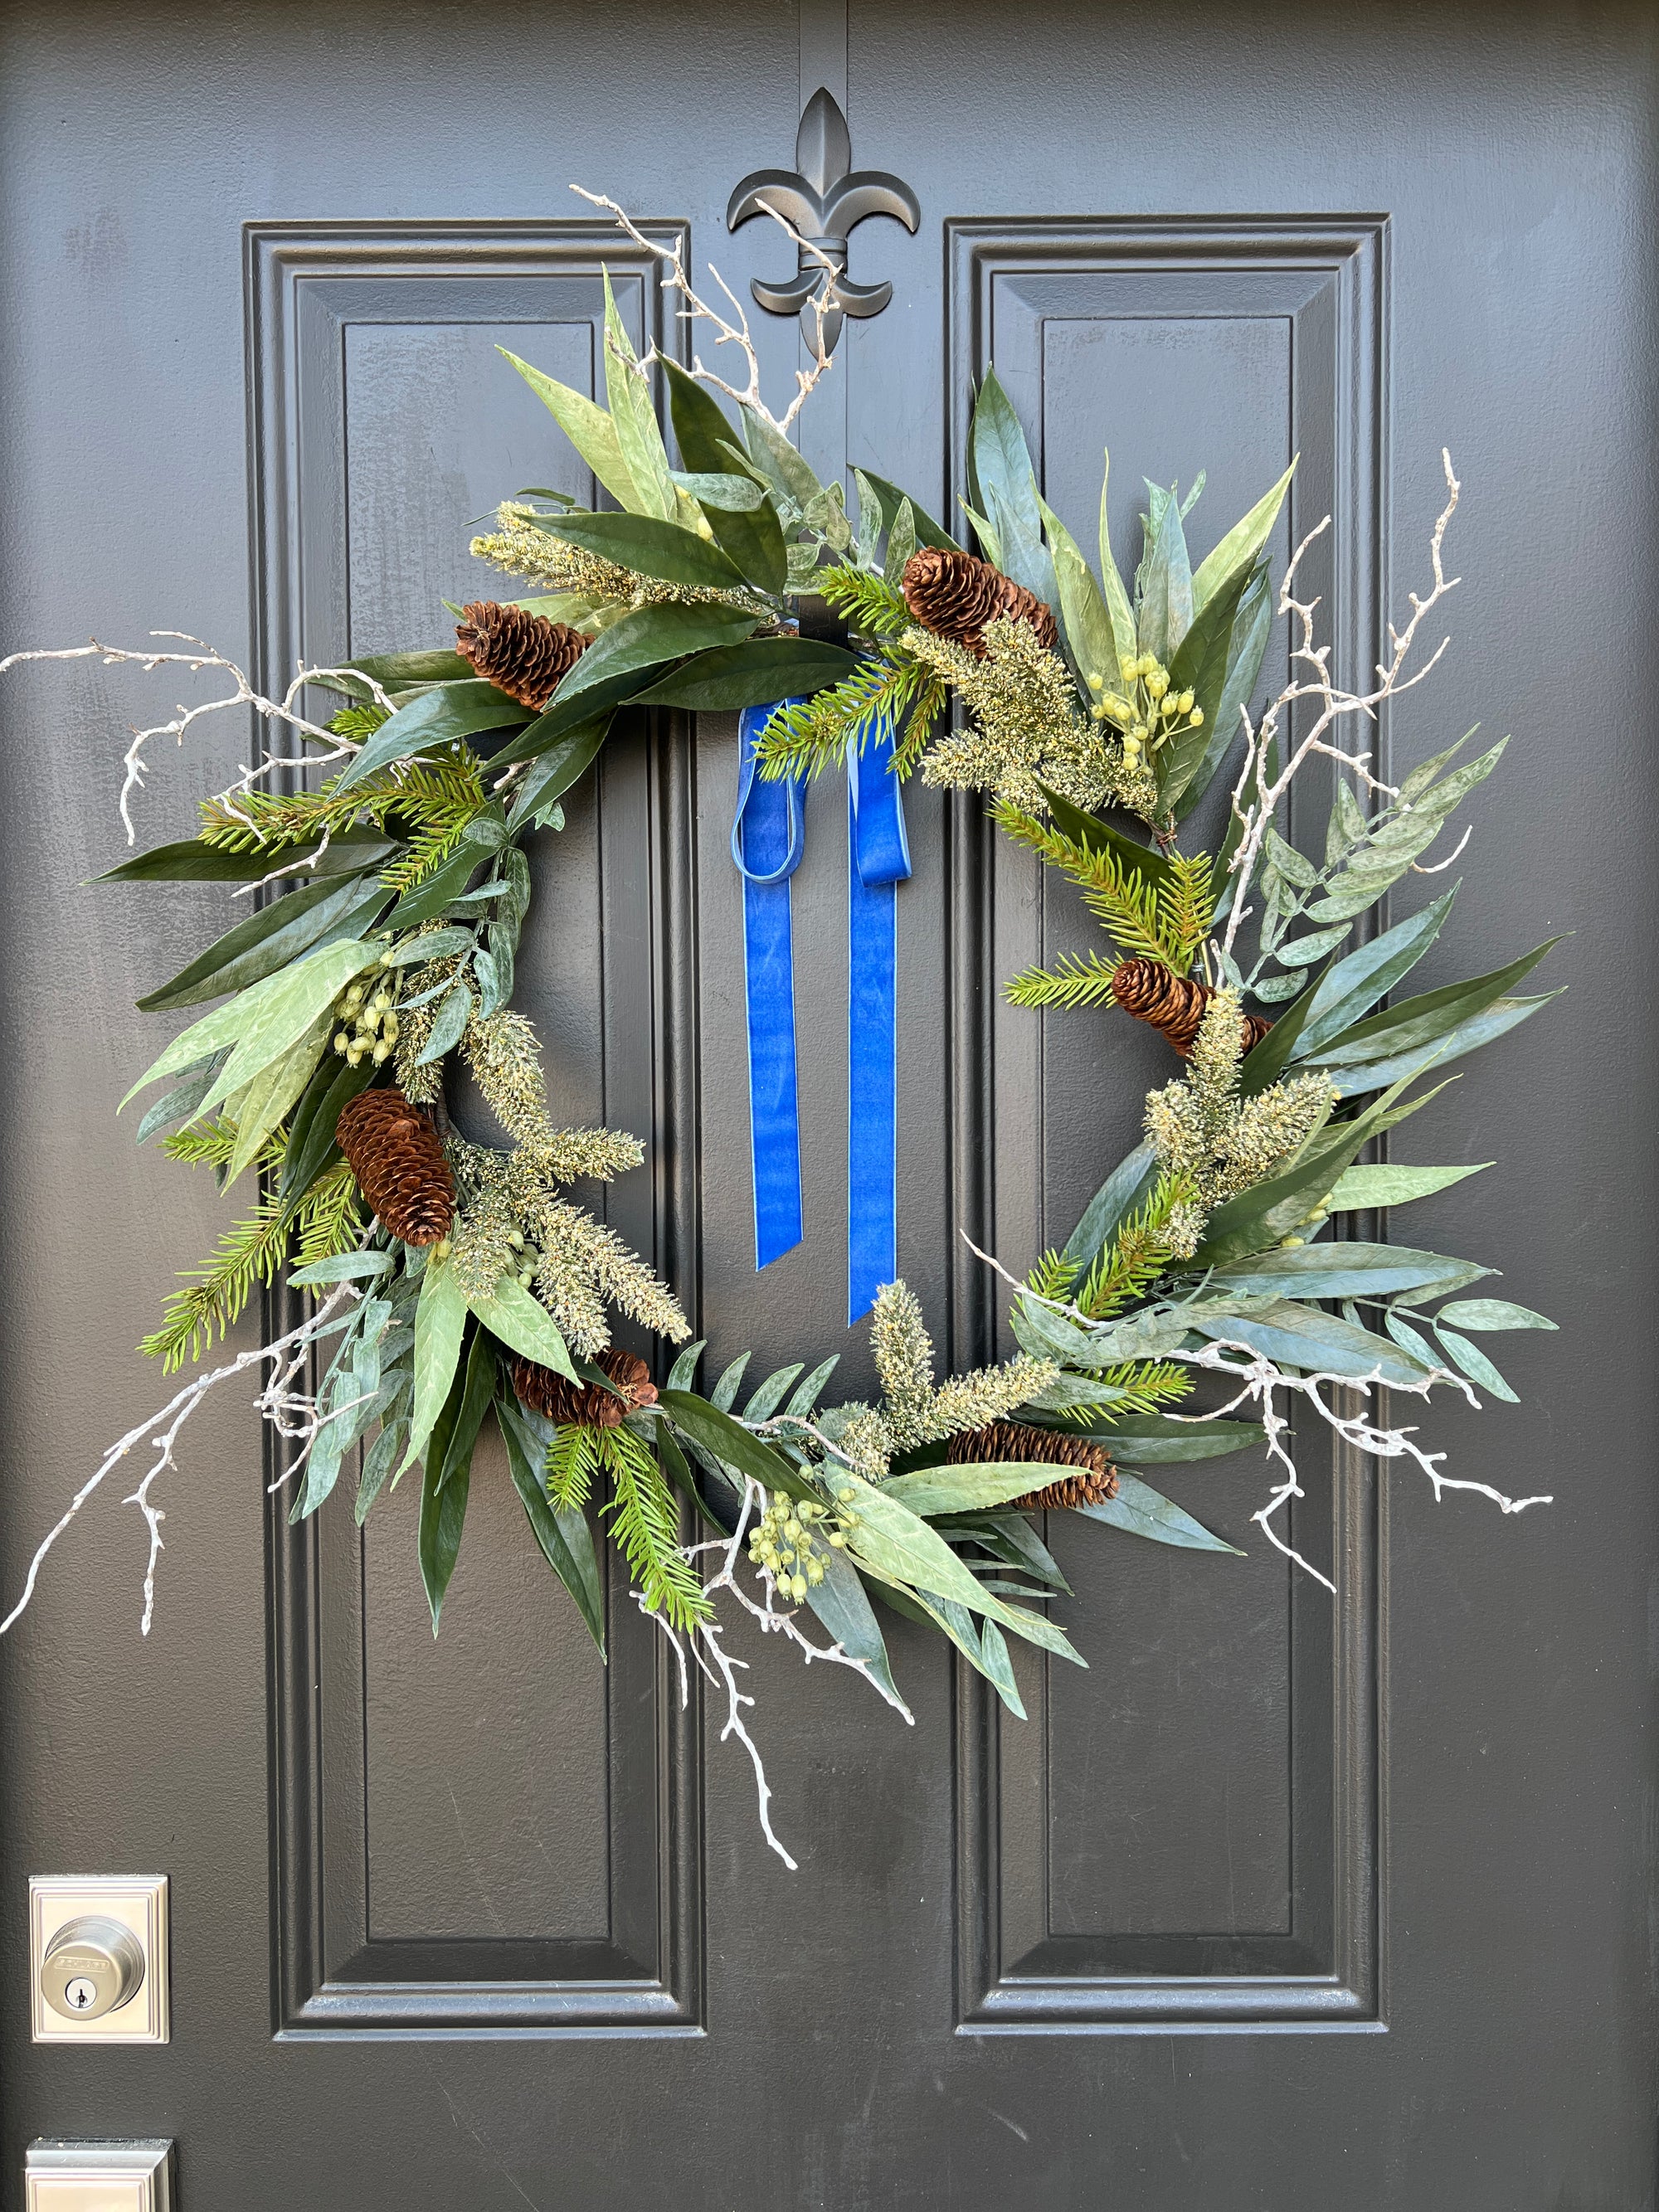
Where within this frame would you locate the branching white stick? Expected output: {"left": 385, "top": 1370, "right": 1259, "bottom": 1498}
{"left": 0, "top": 1286, "right": 354, "bottom": 1640}
{"left": 0, "top": 634, "right": 389, "bottom": 844}
{"left": 572, "top": 185, "right": 839, "bottom": 433}
{"left": 1221, "top": 451, "right": 1463, "bottom": 960}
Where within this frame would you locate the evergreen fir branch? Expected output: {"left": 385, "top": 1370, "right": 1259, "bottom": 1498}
{"left": 1076, "top": 1174, "right": 1197, "bottom": 1319}
{"left": 197, "top": 754, "right": 488, "bottom": 860}
{"left": 293, "top": 1159, "right": 363, "bottom": 1266}
{"left": 1059, "top": 1360, "right": 1194, "bottom": 1417}
{"left": 547, "top": 1423, "right": 603, "bottom": 1513}
{"left": 754, "top": 654, "right": 940, "bottom": 782}
{"left": 1005, "top": 950, "right": 1122, "bottom": 1010}
{"left": 991, "top": 802, "right": 1189, "bottom": 967}
{"left": 1026, "top": 1247, "right": 1082, "bottom": 1301}
{"left": 327, "top": 701, "right": 392, "bottom": 745}
{"left": 601, "top": 1425, "right": 713, "bottom": 1630}
{"left": 817, "top": 561, "right": 912, "bottom": 639}
{"left": 161, "top": 1116, "right": 245, "bottom": 1169}
{"left": 1156, "top": 852, "right": 1217, "bottom": 971}
{"left": 139, "top": 1189, "right": 292, "bottom": 1372}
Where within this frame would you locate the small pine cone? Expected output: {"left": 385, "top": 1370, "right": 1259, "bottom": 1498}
{"left": 513, "top": 1344, "right": 659, "bottom": 1429}
{"left": 455, "top": 600, "right": 588, "bottom": 711}
{"left": 946, "top": 1418, "right": 1117, "bottom": 1511}
{"left": 1110, "top": 958, "right": 1273, "bottom": 1059}
{"left": 335, "top": 1087, "right": 455, "bottom": 1245}
{"left": 901, "top": 547, "right": 1058, "bottom": 656}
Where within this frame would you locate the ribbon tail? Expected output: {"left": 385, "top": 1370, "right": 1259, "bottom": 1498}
{"left": 846, "top": 707, "right": 912, "bottom": 1325}
{"left": 732, "top": 702, "right": 807, "bottom": 1271}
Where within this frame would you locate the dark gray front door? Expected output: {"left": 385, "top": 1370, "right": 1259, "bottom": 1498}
{"left": 1, "top": 3, "right": 1652, "bottom": 2205}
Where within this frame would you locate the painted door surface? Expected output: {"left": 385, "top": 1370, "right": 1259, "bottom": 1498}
{"left": 0, "top": 2, "right": 1652, "bottom": 2205}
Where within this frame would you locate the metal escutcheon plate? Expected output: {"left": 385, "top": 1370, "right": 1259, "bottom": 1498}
{"left": 25, "top": 2140, "right": 173, "bottom": 2212}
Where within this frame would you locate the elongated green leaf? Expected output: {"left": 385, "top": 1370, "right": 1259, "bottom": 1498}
{"left": 665, "top": 1339, "right": 704, "bottom": 1392}
{"left": 662, "top": 361, "right": 789, "bottom": 591}
{"left": 355, "top": 1418, "right": 406, "bottom": 1525}
{"left": 399, "top": 1257, "right": 469, "bottom": 1480}
{"left": 419, "top": 1398, "right": 473, "bottom": 1632}
{"left": 466, "top": 1276, "right": 577, "bottom": 1379}
{"left": 333, "top": 682, "right": 529, "bottom": 791}
{"left": 335, "top": 647, "right": 474, "bottom": 693}
{"left": 499, "top": 345, "right": 640, "bottom": 510}
{"left": 1282, "top": 891, "right": 1460, "bottom": 1064}
{"left": 1326, "top": 1160, "right": 1491, "bottom": 1210}
{"left": 99, "top": 831, "right": 394, "bottom": 884}
{"left": 1037, "top": 493, "right": 1120, "bottom": 685}
{"left": 709, "top": 1356, "right": 751, "bottom": 1412}
{"left": 1435, "top": 1298, "right": 1556, "bottom": 1331}
{"left": 279, "top": 1055, "right": 377, "bottom": 1212}
{"left": 668, "top": 467, "right": 763, "bottom": 510}
{"left": 1203, "top": 1241, "right": 1491, "bottom": 1300}
{"left": 504, "top": 715, "right": 611, "bottom": 832}
{"left": 629, "top": 637, "right": 859, "bottom": 711}
{"left": 134, "top": 1052, "right": 228, "bottom": 1144}
{"left": 225, "top": 1024, "right": 329, "bottom": 1183}
{"left": 922, "top": 1592, "right": 1025, "bottom": 1716}
{"left": 740, "top": 406, "right": 825, "bottom": 512}
{"left": 1433, "top": 1325, "right": 1518, "bottom": 1402}
{"left": 857, "top": 468, "right": 960, "bottom": 553}
{"left": 121, "top": 937, "right": 382, "bottom": 1108}
{"left": 497, "top": 1393, "right": 606, "bottom": 1653}
{"left": 656, "top": 1388, "right": 814, "bottom": 1502}
{"left": 601, "top": 272, "right": 674, "bottom": 522}
{"left": 1037, "top": 784, "right": 1177, "bottom": 889}
{"left": 1058, "top": 1142, "right": 1160, "bottom": 1274}
{"left": 1096, "top": 449, "right": 1138, "bottom": 677}
{"left": 527, "top": 507, "right": 751, "bottom": 593}
{"left": 1189, "top": 457, "right": 1297, "bottom": 616}
{"left": 883, "top": 1462, "right": 1060, "bottom": 1517}
{"left": 547, "top": 602, "right": 758, "bottom": 721}
{"left": 287, "top": 1249, "right": 393, "bottom": 1286}
{"left": 136, "top": 873, "right": 372, "bottom": 1013}
{"left": 802, "top": 1549, "right": 911, "bottom": 1717}
{"left": 1192, "top": 1299, "right": 1433, "bottom": 1384}
{"left": 1167, "top": 565, "right": 1273, "bottom": 818}
{"left": 970, "top": 370, "right": 1045, "bottom": 584}
{"left": 1087, "top": 1412, "right": 1267, "bottom": 1464}
{"left": 1136, "top": 482, "right": 1194, "bottom": 661}
{"left": 436, "top": 1329, "right": 499, "bottom": 1495}
{"left": 1320, "top": 991, "right": 1561, "bottom": 1097}
{"left": 1078, "top": 1471, "right": 1242, "bottom": 1553}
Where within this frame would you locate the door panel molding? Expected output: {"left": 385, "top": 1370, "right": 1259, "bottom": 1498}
{"left": 945, "top": 215, "right": 1389, "bottom": 2031}
{"left": 246, "top": 222, "right": 704, "bottom": 2037}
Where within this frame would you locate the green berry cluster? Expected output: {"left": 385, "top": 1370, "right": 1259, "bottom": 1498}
{"left": 332, "top": 977, "right": 401, "bottom": 1067}
{"left": 503, "top": 1225, "right": 542, "bottom": 1291}
{"left": 747, "top": 1485, "right": 861, "bottom": 1603}
{"left": 1084, "top": 651, "right": 1204, "bottom": 777}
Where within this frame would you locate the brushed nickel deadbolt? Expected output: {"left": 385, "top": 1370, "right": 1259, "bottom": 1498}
{"left": 29, "top": 1878, "right": 169, "bottom": 2043}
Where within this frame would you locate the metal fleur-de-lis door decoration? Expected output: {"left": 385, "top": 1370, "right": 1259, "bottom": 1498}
{"left": 727, "top": 86, "right": 920, "bottom": 354}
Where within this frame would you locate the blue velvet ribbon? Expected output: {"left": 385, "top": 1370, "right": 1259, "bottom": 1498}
{"left": 731, "top": 701, "right": 808, "bottom": 1269}
{"left": 846, "top": 707, "right": 912, "bottom": 1323}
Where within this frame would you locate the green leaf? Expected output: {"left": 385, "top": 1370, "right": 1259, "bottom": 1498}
{"left": 1202, "top": 1241, "right": 1491, "bottom": 1300}
{"left": 225, "top": 1024, "right": 330, "bottom": 1184}
{"left": 1037, "top": 493, "right": 1120, "bottom": 688}
{"left": 545, "top": 601, "right": 758, "bottom": 720}
{"left": 742, "top": 1364, "right": 806, "bottom": 1422}
{"left": 1189, "top": 457, "right": 1297, "bottom": 616}
{"left": 1273, "top": 924, "right": 1352, "bottom": 969}
{"left": 969, "top": 370, "right": 1046, "bottom": 592}
{"left": 1293, "top": 889, "right": 1461, "bottom": 1058}
{"left": 1191, "top": 1299, "right": 1434, "bottom": 1385}
{"left": 287, "top": 1249, "right": 393, "bottom": 1286}
{"left": 785, "top": 1357, "right": 839, "bottom": 1418}
{"left": 601, "top": 272, "right": 674, "bottom": 522}
{"left": 415, "top": 982, "right": 473, "bottom": 1066}
{"left": 1058, "top": 1142, "right": 1160, "bottom": 1275}
{"left": 499, "top": 345, "right": 640, "bottom": 511}
{"left": 665, "top": 1339, "right": 704, "bottom": 1392}
{"left": 1096, "top": 449, "right": 1137, "bottom": 678}
{"left": 399, "top": 1256, "right": 469, "bottom": 1480}
{"left": 662, "top": 361, "right": 789, "bottom": 591}
{"left": 1325, "top": 1160, "right": 1491, "bottom": 1210}
{"left": 382, "top": 839, "right": 490, "bottom": 929}
{"left": 1433, "top": 1325, "right": 1518, "bottom": 1402}
{"left": 1087, "top": 1412, "right": 1266, "bottom": 1464}
{"left": 135, "top": 872, "right": 377, "bottom": 1013}
{"left": 526, "top": 506, "right": 751, "bottom": 593}
{"left": 655, "top": 1388, "right": 815, "bottom": 1502}
{"left": 1311, "top": 943, "right": 1560, "bottom": 1066}
{"left": 354, "top": 1419, "right": 406, "bottom": 1525}
{"left": 1135, "top": 482, "right": 1194, "bottom": 661}
{"left": 418, "top": 1383, "right": 473, "bottom": 1632}
{"left": 99, "top": 831, "right": 394, "bottom": 883}
{"left": 668, "top": 468, "right": 764, "bottom": 511}
{"left": 121, "top": 937, "right": 383, "bottom": 1109}
{"left": 1163, "top": 561, "right": 1272, "bottom": 813}
{"left": 437, "top": 1328, "right": 499, "bottom": 1493}
{"left": 1316, "top": 991, "right": 1561, "bottom": 1098}
{"left": 740, "top": 406, "right": 825, "bottom": 513}
{"left": 503, "top": 716, "right": 611, "bottom": 831}
{"left": 332, "top": 647, "right": 474, "bottom": 694}
{"left": 1078, "top": 1471, "right": 1243, "bottom": 1553}
{"left": 1435, "top": 1298, "right": 1556, "bottom": 1332}
{"left": 883, "top": 1462, "right": 1058, "bottom": 1517}
{"left": 497, "top": 1393, "right": 606, "bottom": 1653}
{"left": 134, "top": 1053, "right": 228, "bottom": 1144}
{"left": 628, "top": 637, "right": 859, "bottom": 711}
{"left": 801, "top": 1549, "right": 911, "bottom": 1718}
{"left": 333, "top": 682, "right": 530, "bottom": 792}
{"left": 1037, "top": 784, "right": 1177, "bottom": 889}
{"left": 278, "top": 1054, "right": 377, "bottom": 1212}
{"left": 856, "top": 468, "right": 960, "bottom": 553}
{"left": 466, "top": 1276, "right": 577, "bottom": 1379}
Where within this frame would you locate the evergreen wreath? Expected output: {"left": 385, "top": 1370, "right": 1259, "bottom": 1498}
{"left": 0, "top": 195, "right": 1559, "bottom": 1864}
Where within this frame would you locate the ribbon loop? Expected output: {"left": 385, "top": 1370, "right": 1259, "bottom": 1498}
{"left": 732, "top": 702, "right": 808, "bottom": 1269}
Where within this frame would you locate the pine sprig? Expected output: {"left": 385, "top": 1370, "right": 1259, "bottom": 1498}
{"left": 601, "top": 1425, "right": 712, "bottom": 1631}
{"left": 993, "top": 805, "right": 1215, "bottom": 975}
{"left": 547, "top": 1423, "right": 603, "bottom": 1513}
{"left": 754, "top": 654, "right": 945, "bottom": 782}
{"left": 1064, "top": 1360, "right": 1193, "bottom": 1417}
{"left": 294, "top": 1159, "right": 363, "bottom": 1266}
{"left": 197, "top": 754, "right": 489, "bottom": 867}
{"left": 818, "top": 561, "right": 912, "bottom": 639}
{"left": 1005, "top": 949, "right": 1121, "bottom": 1010}
{"left": 1076, "top": 1174, "right": 1196, "bottom": 1319}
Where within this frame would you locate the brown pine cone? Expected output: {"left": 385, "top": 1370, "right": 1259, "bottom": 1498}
{"left": 901, "top": 547, "right": 1058, "bottom": 656}
{"left": 513, "top": 1344, "right": 659, "bottom": 1429}
{"left": 1110, "top": 957, "right": 1273, "bottom": 1059}
{"left": 946, "top": 1418, "right": 1117, "bottom": 1511}
{"left": 335, "top": 1087, "right": 455, "bottom": 1245}
{"left": 455, "top": 600, "right": 588, "bottom": 712}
